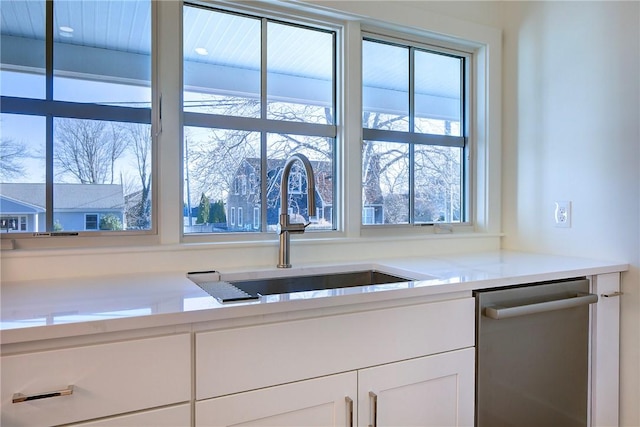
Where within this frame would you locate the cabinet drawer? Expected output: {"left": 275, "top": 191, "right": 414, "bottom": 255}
{"left": 71, "top": 403, "right": 191, "bottom": 427}
{"left": 1, "top": 334, "right": 191, "bottom": 427}
{"left": 196, "top": 297, "right": 474, "bottom": 400}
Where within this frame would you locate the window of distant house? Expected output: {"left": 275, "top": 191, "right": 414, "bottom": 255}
{"left": 0, "top": 0, "right": 154, "bottom": 237}
{"left": 289, "top": 171, "right": 303, "bottom": 195}
{"left": 241, "top": 176, "right": 247, "bottom": 195}
{"left": 362, "top": 36, "right": 468, "bottom": 226}
{"left": 253, "top": 207, "right": 260, "bottom": 229}
{"left": 1, "top": 216, "right": 27, "bottom": 232}
{"left": 182, "top": 4, "right": 337, "bottom": 236}
{"left": 362, "top": 206, "right": 375, "bottom": 225}
{"left": 85, "top": 214, "right": 99, "bottom": 231}
{"left": 249, "top": 173, "right": 257, "bottom": 195}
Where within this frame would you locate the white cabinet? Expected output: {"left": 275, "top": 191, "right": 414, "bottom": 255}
{"left": 358, "top": 348, "right": 475, "bottom": 427}
{"left": 1, "top": 334, "right": 191, "bottom": 427}
{"left": 196, "top": 298, "right": 475, "bottom": 400}
{"left": 195, "top": 297, "right": 476, "bottom": 427}
{"left": 196, "top": 349, "right": 474, "bottom": 427}
{"left": 197, "top": 372, "right": 357, "bottom": 427}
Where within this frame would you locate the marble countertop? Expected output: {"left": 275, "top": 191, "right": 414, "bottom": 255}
{"left": 0, "top": 250, "right": 628, "bottom": 345}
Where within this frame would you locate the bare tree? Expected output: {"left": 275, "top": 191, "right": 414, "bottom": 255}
{"left": 186, "top": 96, "right": 460, "bottom": 229}
{"left": 0, "top": 138, "right": 29, "bottom": 180}
{"left": 362, "top": 110, "right": 462, "bottom": 223}
{"left": 122, "top": 123, "right": 152, "bottom": 229}
{"left": 188, "top": 127, "right": 260, "bottom": 204}
{"left": 187, "top": 100, "right": 332, "bottom": 209}
{"left": 54, "top": 119, "right": 127, "bottom": 184}
{"left": 414, "top": 145, "right": 461, "bottom": 222}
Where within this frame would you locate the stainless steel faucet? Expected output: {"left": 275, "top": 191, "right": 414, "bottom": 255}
{"left": 277, "top": 153, "right": 316, "bottom": 268}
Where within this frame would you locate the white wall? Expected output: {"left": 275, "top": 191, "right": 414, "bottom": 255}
{"left": 500, "top": 2, "right": 640, "bottom": 425}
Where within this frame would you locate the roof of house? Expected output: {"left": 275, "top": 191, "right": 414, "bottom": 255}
{"left": 0, "top": 183, "right": 125, "bottom": 210}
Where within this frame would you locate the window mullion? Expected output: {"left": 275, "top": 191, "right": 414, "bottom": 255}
{"left": 362, "top": 128, "right": 464, "bottom": 148}
{"left": 45, "top": 0, "right": 54, "bottom": 232}
{"left": 260, "top": 17, "right": 269, "bottom": 232}
{"left": 408, "top": 47, "right": 416, "bottom": 224}
{"left": 461, "top": 57, "right": 469, "bottom": 222}
{"left": 183, "top": 112, "right": 336, "bottom": 138}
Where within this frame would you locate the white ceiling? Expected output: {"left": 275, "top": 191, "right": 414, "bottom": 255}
{"left": 1, "top": 1, "right": 461, "bottom": 110}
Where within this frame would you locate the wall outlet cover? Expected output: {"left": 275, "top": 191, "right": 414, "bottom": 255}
{"left": 554, "top": 201, "right": 571, "bottom": 228}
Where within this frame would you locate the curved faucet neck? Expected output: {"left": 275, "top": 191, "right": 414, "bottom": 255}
{"left": 279, "top": 153, "right": 316, "bottom": 217}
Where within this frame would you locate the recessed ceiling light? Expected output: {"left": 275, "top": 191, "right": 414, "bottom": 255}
{"left": 195, "top": 47, "right": 208, "bottom": 56}
{"left": 59, "top": 26, "right": 74, "bottom": 38}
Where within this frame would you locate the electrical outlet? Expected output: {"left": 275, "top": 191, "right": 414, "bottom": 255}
{"left": 554, "top": 201, "right": 571, "bottom": 228}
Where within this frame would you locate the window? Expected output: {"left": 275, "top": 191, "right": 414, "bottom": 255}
{"left": 289, "top": 171, "right": 303, "bottom": 195}
{"left": 1, "top": 216, "right": 27, "bottom": 232}
{"left": 362, "top": 207, "right": 375, "bottom": 225}
{"left": 85, "top": 214, "right": 98, "bottom": 231}
{"left": 253, "top": 207, "right": 260, "bottom": 229}
{"left": 182, "top": 4, "right": 337, "bottom": 235}
{"left": 0, "top": 0, "right": 154, "bottom": 237}
{"left": 362, "top": 37, "right": 468, "bottom": 226}
{"left": 240, "top": 176, "right": 247, "bottom": 195}
{"left": 0, "top": 1, "right": 496, "bottom": 252}
{"left": 233, "top": 177, "right": 241, "bottom": 195}
{"left": 249, "top": 173, "right": 257, "bottom": 194}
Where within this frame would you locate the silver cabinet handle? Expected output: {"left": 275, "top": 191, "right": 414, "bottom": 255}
{"left": 602, "top": 291, "right": 623, "bottom": 298}
{"left": 368, "top": 391, "right": 378, "bottom": 427}
{"left": 13, "top": 385, "right": 74, "bottom": 403}
{"left": 345, "top": 396, "right": 353, "bottom": 427}
{"left": 485, "top": 293, "right": 598, "bottom": 320}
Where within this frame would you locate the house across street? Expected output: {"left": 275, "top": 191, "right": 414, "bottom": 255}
{"left": 0, "top": 183, "right": 125, "bottom": 233}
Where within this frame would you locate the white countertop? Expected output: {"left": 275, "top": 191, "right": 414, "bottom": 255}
{"left": 0, "top": 250, "right": 628, "bottom": 345}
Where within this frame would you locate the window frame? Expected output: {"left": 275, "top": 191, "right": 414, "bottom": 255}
{"left": 361, "top": 32, "right": 472, "bottom": 229}
{"left": 0, "top": 0, "right": 158, "bottom": 244}
{"left": 181, "top": 2, "right": 339, "bottom": 242}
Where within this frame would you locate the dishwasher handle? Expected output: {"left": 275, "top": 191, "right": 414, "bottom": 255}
{"left": 485, "top": 292, "right": 598, "bottom": 320}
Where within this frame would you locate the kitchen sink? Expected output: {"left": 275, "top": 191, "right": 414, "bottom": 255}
{"left": 191, "top": 269, "right": 414, "bottom": 303}
{"left": 232, "top": 270, "right": 411, "bottom": 296}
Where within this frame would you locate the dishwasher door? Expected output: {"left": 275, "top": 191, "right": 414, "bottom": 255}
{"left": 475, "top": 279, "right": 597, "bottom": 427}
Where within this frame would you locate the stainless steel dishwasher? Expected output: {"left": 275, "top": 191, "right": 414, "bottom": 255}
{"left": 474, "top": 278, "right": 598, "bottom": 427}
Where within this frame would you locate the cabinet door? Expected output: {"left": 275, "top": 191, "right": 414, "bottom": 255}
{"left": 358, "top": 348, "right": 474, "bottom": 427}
{"left": 70, "top": 403, "right": 191, "bottom": 427}
{"left": 196, "top": 371, "right": 357, "bottom": 427}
